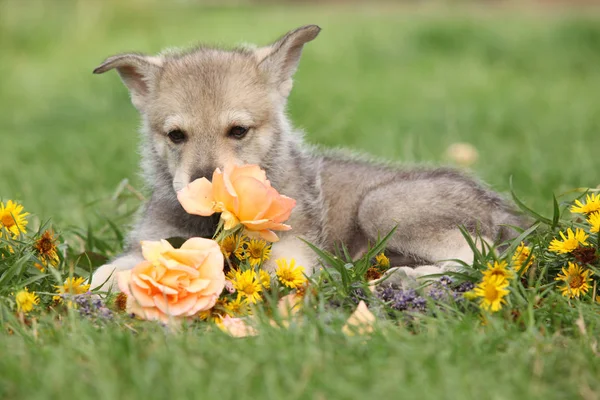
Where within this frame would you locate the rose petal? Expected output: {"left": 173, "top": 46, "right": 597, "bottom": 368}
{"left": 154, "top": 292, "right": 197, "bottom": 316}
{"left": 117, "top": 270, "right": 133, "bottom": 296}
{"left": 141, "top": 240, "right": 174, "bottom": 265}
{"left": 234, "top": 176, "right": 272, "bottom": 221}
{"left": 228, "top": 164, "right": 267, "bottom": 185}
{"left": 129, "top": 280, "right": 157, "bottom": 308}
{"left": 178, "top": 178, "right": 216, "bottom": 216}
{"left": 259, "top": 229, "right": 280, "bottom": 243}
{"left": 213, "top": 168, "right": 239, "bottom": 214}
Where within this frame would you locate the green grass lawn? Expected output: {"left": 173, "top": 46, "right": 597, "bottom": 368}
{"left": 1, "top": 1, "right": 600, "bottom": 399}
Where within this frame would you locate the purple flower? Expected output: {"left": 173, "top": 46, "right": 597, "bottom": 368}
{"left": 68, "top": 292, "right": 113, "bottom": 320}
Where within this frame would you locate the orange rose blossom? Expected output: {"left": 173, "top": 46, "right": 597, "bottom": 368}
{"left": 118, "top": 238, "right": 225, "bottom": 322}
{"left": 177, "top": 164, "right": 296, "bottom": 242}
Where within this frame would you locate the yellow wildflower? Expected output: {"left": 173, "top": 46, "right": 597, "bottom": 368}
{"left": 473, "top": 275, "right": 510, "bottom": 312}
{"left": 15, "top": 288, "right": 39, "bottom": 313}
{"left": 570, "top": 193, "right": 600, "bottom": 215}
{"left": 482, "top": 260, "right": 514, "bottom": 281}
{"left": 219, "top": 234, "right": 247, "bottom": 259}
{"left": 512, "top": 243, "right": 535, "bottom": 274}
{"left": 259, "top": 269, "right": 271, "bottom": 289}
{"left": 0, "top": 200, "right": 29, "bottom": 237}
{"left": 241, "top": 239, "right": 271, "bottom": 267}
{"left": 223, "top": 297, "right": 249, "bottom": 317}
{"left": 548, "top": 228, "right": 589, "bottom": 254}
{"left": 374, "top": 253, "right": 390, "bottom": 270}
{"left": 555, "top": 262, "right": 593, "bottom": 299}
{"left": 588, "top": 212, "right": 600, "bottom": 234}
{"left": 53, "top": 277, "right": 90, "bottom": 302}
{"left": 33, "top": 230, "right": 60, "bottom": 272}
{"left": 230, "top": 269, "right": 262, "bottom": 304}
{"left": 275, "top": 258, "right": 307, "bottom": 289}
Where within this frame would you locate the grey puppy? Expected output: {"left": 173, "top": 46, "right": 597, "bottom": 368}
{"left": 90, "top": 25, "right": 522, "bottom": 290}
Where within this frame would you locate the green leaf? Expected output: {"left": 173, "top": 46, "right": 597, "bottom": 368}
{"left": 510, "top": 177, "right": 553, "bottom": 225}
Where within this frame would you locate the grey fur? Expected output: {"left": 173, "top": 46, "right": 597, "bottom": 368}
{"left": 90, "top": 25, "right": 524, "bottom": 290}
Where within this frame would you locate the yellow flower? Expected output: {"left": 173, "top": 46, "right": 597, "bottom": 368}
{"left": 555, "top": 262, "right": 593, "bottom": 299}
{"left": 588, "top": 212, "right": 600, "bottom": 234}
{"left": 242, "top": 239, "right": 271, "bottom": 267}
{"left": 259, "top": 269, "right": 271, "bottom": 289}
{"left": 223, "top": 297, "right": 249, "bottom": 317}
{"left": 33, "top": 230, "right": 60, "bottom": 272}
{"left": 473, "top": 275, "right": 510, "bottom": 312}
{"left": 53, "top": 276, "right": 91, "bottom": 301}
{"left": 198, "top": 299, "right": 227, "bottom": 323}
{"left": 375, "top": 253, "right": 390, "bottom": 269}
{"left": 570, "top": 193, "right": 600, "bottom": 215}
{"left": 512, "top": 243, "right": 535, "bottom": 274}
{"left": 482, "top": 260, "right": 514, "bottom": 281}
{"left": 0, "top": 200, "right": 29, "bottom": 237}
{"left": 230, "top": 269, "right": 262, "bottom": 304}
{"left": 275, "top": 258, "right": 307, "bottom": 289}
{"left": 219, "top": 234, "right": 247, "bottom": 259}
{"left": 548, "top": 228, "right": 589, "bottom": 254}
{"left": 15, "top": 288, "right": 39, "bottom": 313}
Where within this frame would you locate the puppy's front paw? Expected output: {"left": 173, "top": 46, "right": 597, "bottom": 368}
{"left": 90, "top": 253, "right": 144, "bottom": 292}
{"left": 90, "top": 263, "right": 120, "bottom": 292}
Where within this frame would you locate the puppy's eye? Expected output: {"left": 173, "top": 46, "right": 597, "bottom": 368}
{"left": 167, "top": 129, "right": 186, "bottom": 144}
{"left": 228, "top": 126, "right": 249, "bottom": 140}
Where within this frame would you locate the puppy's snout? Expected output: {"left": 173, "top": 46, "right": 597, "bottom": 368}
{"left": 190, "top": 168, "right": 214, "bottom": 183}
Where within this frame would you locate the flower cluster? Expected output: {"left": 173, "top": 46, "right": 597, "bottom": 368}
{"left": 3, "top": 167, "right": 600, "bottom": 336}
{"left": 0, "top": 199, "right": 93, "bottom": 315}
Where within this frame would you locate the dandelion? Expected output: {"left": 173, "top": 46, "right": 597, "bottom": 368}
{"left": 241, "top": 239, "right": 271, "bottom": 267}
{"left": 512, "top": 243, "right": 535, "bottom": 274}
{"left": 259, "top": 269, "right": 271, "bottom": 289}
{"left": 223, "top": 297, "right": 249, "bottom": 317}
{"left": 230, "top": 269, "right": 263, "bottom": 304}
{"left": 473, "top": 275, "right": 510, "bottom": 312}
{"left": 482, "top": 260, "right": 514, "bottom": 281}
{"left": 570, "top": 193, "right": 600, "bottom": 215}
{"left": 15, "top": 288, "right": 39, "bottom": 313}
{"left": 548, "top": 228, "right": 589, "bottom": 254}
{"left": 374, "top": 253, "right": 390, "bottom": 270}
{"left": 53, "top": 276, "right": 91, "bottom": 302}
{"left": 275, "top": 258, "right": 307, "bottom": 289}
{"left": 555, "top": 262, "right": 593, "bottom": 299}
{"left": 0, "top": 200, "right": 29, "bottom": 237}
{"left": 588, "top": 212, "right": 600, "bottom": 234}
{"left": 33, "top": 230, "right": 60, "bottom": 272}
{"left": 219, "top": 234, "right": 247, "bottom": 259}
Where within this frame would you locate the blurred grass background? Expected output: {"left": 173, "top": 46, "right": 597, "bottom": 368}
{"left": 1, "top": 0, "right": 600, "bottom": 226}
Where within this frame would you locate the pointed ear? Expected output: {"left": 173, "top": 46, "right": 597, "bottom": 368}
{"left": 93, "top": 53, "right": 163, "bottom": 111}
{"left": 257, "top": 25, "right": 321, "bottom": 98}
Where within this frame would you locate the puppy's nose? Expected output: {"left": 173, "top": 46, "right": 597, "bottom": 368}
{"left": 190, "top": 168, "right": 213, "bottom": 183}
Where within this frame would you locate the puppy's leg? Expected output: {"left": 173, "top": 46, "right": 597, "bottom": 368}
{"left": 357, "top": 180, "right": 499, "bottom": 281}
{"left": 90, "top": 253, "right": 145, "bottom": 292}
{"left": 90, "top": 193, "right": 217, "bottom": 291}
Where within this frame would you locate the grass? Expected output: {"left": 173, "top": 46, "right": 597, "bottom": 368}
{"left": 1, "top": 1, "right": 600, "bottom": 399}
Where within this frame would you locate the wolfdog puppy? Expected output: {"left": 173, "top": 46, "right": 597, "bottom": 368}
{"left": 90, "top": 25, "right": 523, "bottom": 290}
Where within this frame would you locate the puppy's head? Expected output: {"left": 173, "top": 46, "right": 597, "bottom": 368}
{"left": 94, "top": 25, "right": 320, "bottom": 192}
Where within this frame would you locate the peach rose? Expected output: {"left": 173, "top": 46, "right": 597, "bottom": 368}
{"left": 118, "top": 238, "right": 225, "bottom": 323}
{"left": 177, "top": 164, "right": 296, "bottom": 242}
